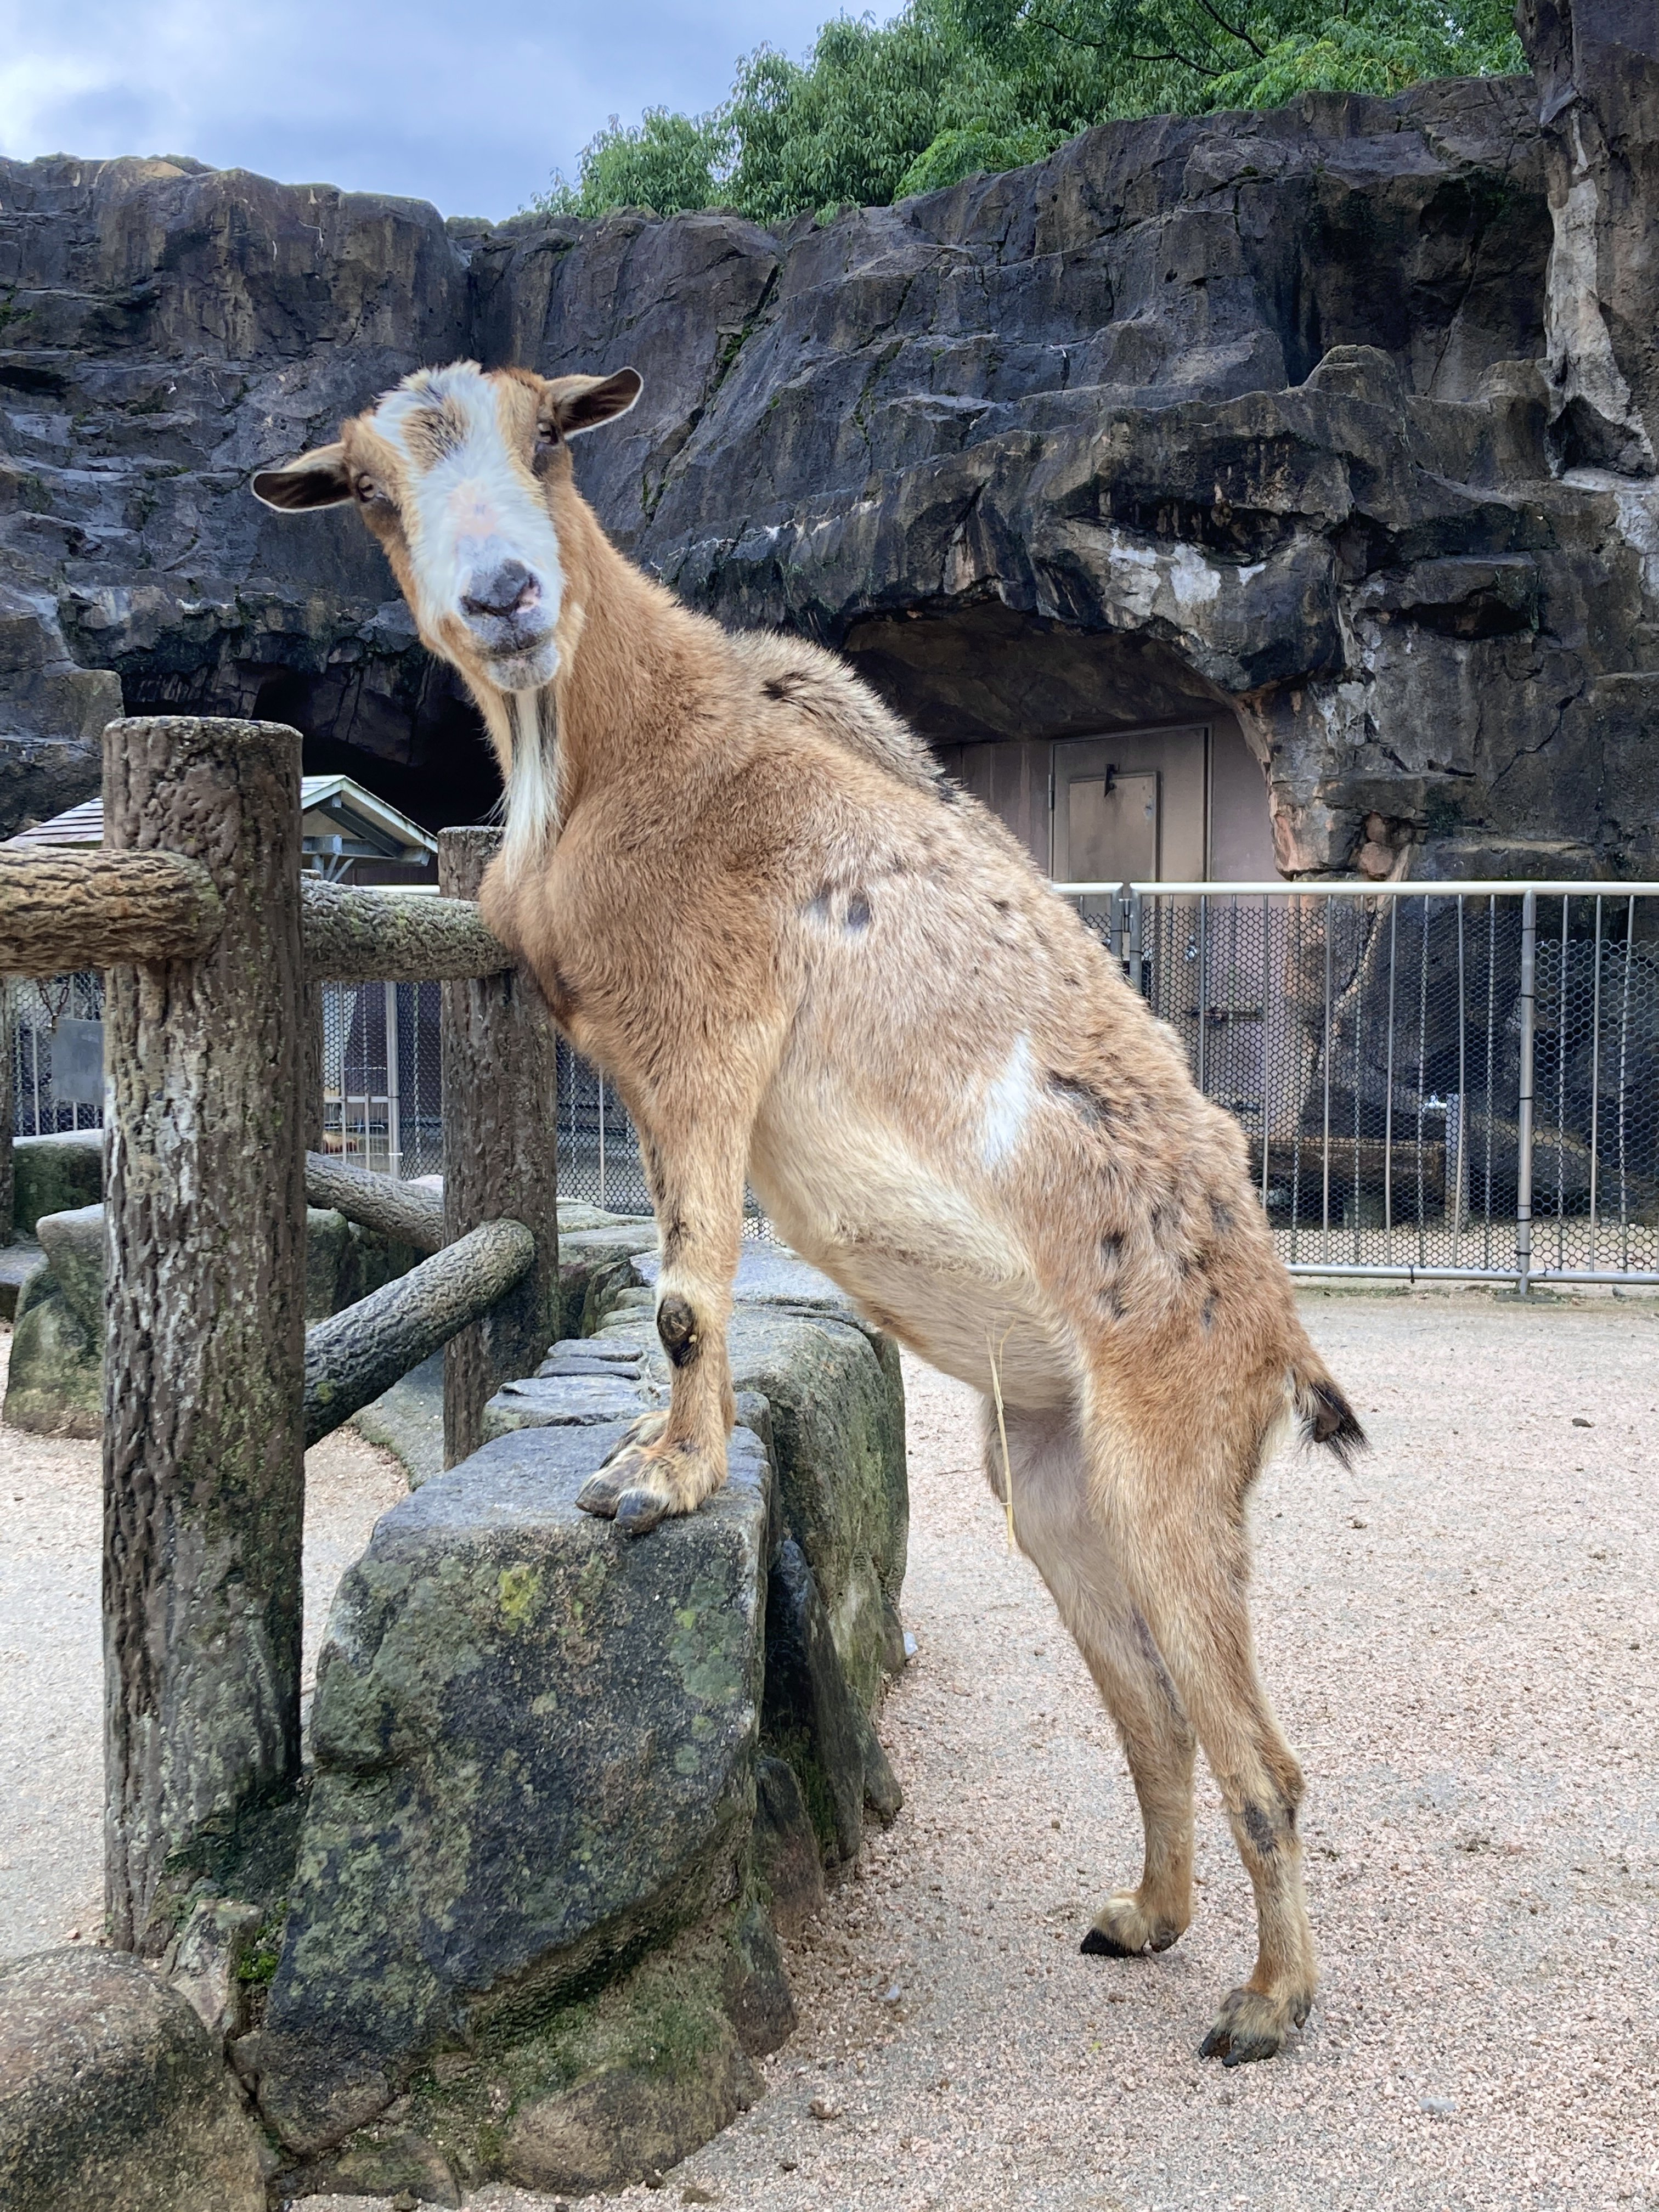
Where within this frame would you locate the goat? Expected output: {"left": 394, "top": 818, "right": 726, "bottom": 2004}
{"left": 254, "top": 359, "right": 1366, "bottom": 2067}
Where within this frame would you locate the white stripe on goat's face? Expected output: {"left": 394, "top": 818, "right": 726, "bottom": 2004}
{"left": 371, "top": 365, "right": 565, "bottom": 695}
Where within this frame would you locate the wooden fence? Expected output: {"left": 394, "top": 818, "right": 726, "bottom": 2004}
{"left": 0, "top": 717, "right": 560, "bottom": 1954}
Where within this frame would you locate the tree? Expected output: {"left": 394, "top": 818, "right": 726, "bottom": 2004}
{"left": 526, "top": 0, "right": 1524, "bottom": 225}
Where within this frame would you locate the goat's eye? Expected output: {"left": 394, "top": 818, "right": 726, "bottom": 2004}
{"left": 536, "top": 420, "right": 560, "bottom": 447}
{"left": 354, "top": 475, "right": 379, "bottom": 502}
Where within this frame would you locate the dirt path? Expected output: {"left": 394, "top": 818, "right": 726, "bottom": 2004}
{"left": 0, "top": 1324, "right": 407, "bottom": 1961}
{"left": 480, "top": 1290, "right": 1659, "bottom": 2212}
{"left": 7, "top": 1293, "right": 1658, "bottom": 2209}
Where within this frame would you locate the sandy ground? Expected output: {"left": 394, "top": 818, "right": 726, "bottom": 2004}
{"left": 0, "top": 1323, "right": 407, "bottom": 1959}
{"left": 4, "top": 1292, "right": 1658, "bottom": 2209}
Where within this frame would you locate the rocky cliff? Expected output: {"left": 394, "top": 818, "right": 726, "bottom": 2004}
{"left": 2, "top": 38, "right": 1656, "bottom": 874}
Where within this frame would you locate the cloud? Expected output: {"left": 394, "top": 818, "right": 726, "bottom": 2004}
{"left": 0, "top": 0, "right": 861, "bottom": 218}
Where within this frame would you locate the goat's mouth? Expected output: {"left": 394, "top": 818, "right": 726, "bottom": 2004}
{"left": 478, "top": 632, "right": 560, "bottom": 693}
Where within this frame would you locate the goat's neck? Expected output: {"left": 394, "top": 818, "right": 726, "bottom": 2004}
{"left": 476, "top": 489, "right": 702, "bottom": 873}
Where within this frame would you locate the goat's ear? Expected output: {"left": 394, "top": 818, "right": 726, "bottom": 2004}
{"left": 544, "top": 368, "right": 644, "bottom": 439}
{"left": 251, "top": 444, "right": 352, "bottom": 511}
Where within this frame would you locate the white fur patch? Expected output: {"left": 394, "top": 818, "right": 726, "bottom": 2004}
{"left": 980, "top": 1032, "right": 1036, "bottom": 1170}
{"left": 370, "top": 366, "right": 566, "bottom": 651}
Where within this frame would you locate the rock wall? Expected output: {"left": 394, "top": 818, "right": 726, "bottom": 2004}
{"left": 2, "top": 59, "right": 1655, "bottom": 874}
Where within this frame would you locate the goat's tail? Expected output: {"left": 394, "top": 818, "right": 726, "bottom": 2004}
{"left": 1289, "top": 1351, "right": 1369, "bottom": 1469}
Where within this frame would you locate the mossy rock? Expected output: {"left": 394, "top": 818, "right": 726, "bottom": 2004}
{"left": 382, "top": 1925, "right": 769, "bottom": 2196}
{"left": 255, "top": 1419, "right": 773, "bottom": 2154}
{"left": 0, "top": 1951, "right": 263, "bottom": 2212}
{"left": 3, "top": 1262, "right": 100, "bottom": 1437}
{"left": 11, "top": 1131, "right": 101, "bottom": 1238}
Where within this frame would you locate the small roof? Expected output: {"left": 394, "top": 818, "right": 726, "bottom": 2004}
{"left": 5, "top": 777, "right": 437, "bottom": 866}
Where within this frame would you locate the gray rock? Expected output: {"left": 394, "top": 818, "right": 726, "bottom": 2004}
{"left": 0, "top": 1239, "right": 42, "bottom": 1324}
{"left": 751, "top": 1755, "right": 826, "bottom": 1939}
{"left": 501, "top": 2015, "right": 758, "bottom": 2197}
{"left": 554, "top": 1222, "right": 660, "bottom": 1342}
{"left": 0, "top": 1949, "right": 264, "bottom": 2212}
{"left": 168, "top": 1897, "right": 264, "bottom": 2049}
{"left": 10, "top": 1133, "right": 101, "bottom": 1239}
{"left": 1519, "top": 0, "right": 1659, "bottom": 471}
{"left": 2, "top": 69, "right": 1656, "bottom": 877}
{"left": 725, "top": 1306, "right": 908, "bottom": 1714}
{"left": 304, "top": 1205, "right": 353, "bottom": 1323}
{"left": 1, "top": 1200, "right": 423, "bottom": 1438}
{"left": 763, "top": 1537, "right": 901, "bottom": 1867}
{"left": 493, "top": 1257, "right": 910, "bottom": 1710}
{"left": 483, "top": 1368, "right": 664, "bottom": 1438}
{"left": 722, "top": 1898, "right": 797, "bottom": 2058}
{"left": 285, "top": 2125, "right": 461, "bottom": 2207}
{"left": 2, "top": 1257, "right": 100, "bottom": 1437}
{"left": 353, "top": 1347, "right": 445, "bottom": 1489}
{"left": 33, "top": 1204, "right": 102, "bottom": 1333}
{"left": 255, "top": 1418, "right": 772, "bottom": 2152}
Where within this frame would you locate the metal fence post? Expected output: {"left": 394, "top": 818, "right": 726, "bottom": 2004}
{"left": 384, "top": 979, "right": 403, "bottom": 1178}
{"left": 1515, "top": 888, "right": 1537, "bottom": 1297}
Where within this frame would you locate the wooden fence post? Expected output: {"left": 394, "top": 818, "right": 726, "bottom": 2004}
{"left": 438, "top": 827, "right": 561, "bottom": 1464}
{"left": 103, "top": 716, "right": 307, "bottom": 1953}
{"left": 301, "top": 975, "right": 324, "bottom": 1153}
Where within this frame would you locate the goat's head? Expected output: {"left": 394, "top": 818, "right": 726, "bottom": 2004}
{"left": 252, "top": 361, "right": 642, "bottom": 698}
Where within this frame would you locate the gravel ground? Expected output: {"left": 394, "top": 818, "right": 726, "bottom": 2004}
{"left": 0, "top": 1322, "right": 407, "bottom": 1960}
{"left": 5, "top": 1292, "right": 1657, "bottom": 2209}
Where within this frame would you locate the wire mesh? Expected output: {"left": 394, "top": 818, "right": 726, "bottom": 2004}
{"left": 1074, "top": 885, "right": 1659, "bottom": 1284}
{"left": 319, "top": 981, "right": 443, "bottom": 1179}
{"left": 9, "top": 972, "right": 108, "bottom": 1136}
{"left": 12, "top": 887, "right": 1656, "bottom": 1285}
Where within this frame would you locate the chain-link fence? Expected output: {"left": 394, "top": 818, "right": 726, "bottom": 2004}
{"left": 9, "top": 972, "right": 108, "bottom": 1137}
{"left": 1065, "top": 882, "right": 1659, "bottom": 1288}
{"left": 319, "top": 981, "right": 444, "bottom": 1179}
{"left": 14, "top": 883, "right": 1658, "bottom": 1290}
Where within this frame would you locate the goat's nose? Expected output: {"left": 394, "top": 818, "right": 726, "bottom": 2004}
{"left": 461, "top": 560, "right": 539, "bottom": 620}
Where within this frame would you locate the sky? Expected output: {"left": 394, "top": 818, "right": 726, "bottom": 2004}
{"left": 0, "top": 0, "right": 873, "bottom": 219}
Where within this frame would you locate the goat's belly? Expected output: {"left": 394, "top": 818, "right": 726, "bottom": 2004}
{"left": 749, "top": 1111, "right": 1075, "bottom": 1409}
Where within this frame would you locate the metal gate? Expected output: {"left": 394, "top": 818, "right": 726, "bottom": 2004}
{"left": 1065, "top": 881, "right": 1659, "bottom": 1291}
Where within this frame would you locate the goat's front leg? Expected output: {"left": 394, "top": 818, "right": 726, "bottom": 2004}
{"left": 576, "top": 1115, "right": 746, "bottom": 1536}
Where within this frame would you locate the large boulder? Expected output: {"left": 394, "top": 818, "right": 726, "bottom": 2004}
{"left": 487, "top": 1243, "right": 910, "bottom": 1863}
{"left": 2, "top": 1198, "right": 419, "bottom": 1435}
{"left": 10, "top": 1132, "right": 101, "bottom": 1239}
{"left": 3, "top": 1206, "right": 103, "bottom": 1437}
{"left": 252, "top": 1417, "right": 774, "bottom": 2153}
{"left": 0, "top": 1950, "right": 264, "bottom": 2212}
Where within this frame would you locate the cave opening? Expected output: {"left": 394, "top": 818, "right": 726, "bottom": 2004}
{"left": 842, "top": 600, "right": 1279, "bottom": 882}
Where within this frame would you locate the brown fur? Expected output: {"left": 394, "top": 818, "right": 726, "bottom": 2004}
{"left": 254, "top": 363, "right": 1367, "bottom": 2066}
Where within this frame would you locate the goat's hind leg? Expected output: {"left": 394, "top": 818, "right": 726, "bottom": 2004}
{"left": 991, "top": 1404, "right": 1197, "bottom": 1961}
{"left": 1096, "top": 1410, "right": 1318, "bottom": 2065}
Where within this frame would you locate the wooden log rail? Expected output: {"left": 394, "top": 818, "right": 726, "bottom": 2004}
{"left": 0, "top": 850, "right": 512, "bottom": 982}
{"left": 300, "top": 877, "right": 511, "bottom": 982}
{"left": 304, "top": 1149, "right": 446, "bottom": 1252}
{"left": 303, "top": 1218, "right": 534, "bottom": 1446}
{"left": 0, "top": 847, "right": 223, "bottom": 974}
{"left": 0, "top": 717, "right": 558, "bottom": 1956}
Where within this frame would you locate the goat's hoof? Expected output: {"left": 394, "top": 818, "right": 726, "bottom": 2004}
{"left": 1198, "top": 1984, "right": 1311, "bottom": 2067}
{"left": 1080, "top": 1926, "right": 1135, "bottom": 1958}
{"left": 576, "top": 1470, "right": 624, "bottom": 1519}
{"left": 1081, "top": 1892, "right": 1186, "bottom": 1959}
{"left": 614, "top": 1485, "right": 672, "bottom": 1536}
